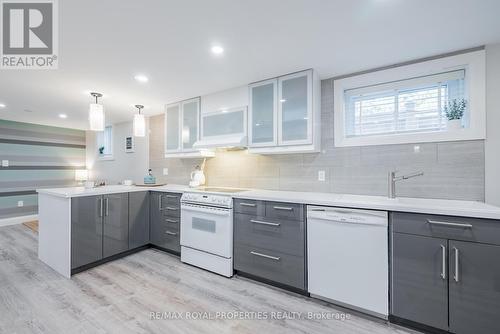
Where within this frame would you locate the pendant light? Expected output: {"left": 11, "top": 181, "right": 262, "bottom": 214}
{"left": 133, "top": 104, "right": 146, "bottom": 137}
{"left": 89, "top": 92, "right": 104, "bottom": 131}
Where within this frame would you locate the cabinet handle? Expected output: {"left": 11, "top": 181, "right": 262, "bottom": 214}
{"left": 440, "top": 244, "right": 446, "bottom": 280}
{"left": 99, "top": 198, "right": 103, "bottom": 217}
{"left": 453, "top": 247, "right": 460, "bottom": 282}
{"left": 427, "top": 220, "right": 472, "bottom": 228}
{"left": 165, "top": 218, "right": 178, "bottom": 224}
{"left": 158, "top": 195, "right": 163, "bottom": 210}
{"left": 240, "top": 202, "right": 256, "bottom": 207}
{"left": 273, "top": 206, "right": 293, "bottom": 211}
{"left": 165, "top": 231, "right": 177, "bottom": 236}
{"left": 250, "top": 251, "right": 280, "bottom": 261}
{"left": 165, "top": 194, "right": 177, "bottom": 198}
{"left": 250, "top": 219, "right": 280, "bottom": 227}
{"left": 166, "top": 206, "right": 178, "bottom": 211}
{"left": 105, "top": 198, "right": 109, "bottom": 216}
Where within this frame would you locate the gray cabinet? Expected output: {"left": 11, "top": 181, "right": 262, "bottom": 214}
{"left": 150, "top": 191, "right": 181, "bottom": 253}
{"left": 391, "top": 212, "right": 500, "bottom": 334}
{"left": 129, "top": 191, "right": 150, "bottom": 249}
{"left": 102, "top": 193, "right": 129, "bottom": 258}
{"left": 71, "top": 193, "right": 129, "bottom": 269}
{"left": 71, "top": 195, "right": 103, "bottom": 269}
{"left": 448, "top": 241, "right": 500, "bottom": 334}
{"left": 233, "top": 198, "right": 306, "bottom": 291}
{"left": 391, "top": 233, "right": 448, "bottom": 330}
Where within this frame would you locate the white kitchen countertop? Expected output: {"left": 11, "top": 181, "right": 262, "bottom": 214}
{"left": 37, "top": 184, "right": 500, "bottom": 220}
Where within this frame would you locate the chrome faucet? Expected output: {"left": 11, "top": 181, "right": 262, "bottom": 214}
{"left": 388, "top": 170, "right": 424, "bottom": 199}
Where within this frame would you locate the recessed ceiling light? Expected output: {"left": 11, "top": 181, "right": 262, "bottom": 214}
{"left": 211, "top": 45, "right": 224, "bottom": 55}
{"left": 0, "top": 103, "right": 6, "bottom": 108}
{"left": 59, "top": 113, "right": 68, "bottom": 119}
{"left": 134, "top": 74, "right": 149, "bottom": 83}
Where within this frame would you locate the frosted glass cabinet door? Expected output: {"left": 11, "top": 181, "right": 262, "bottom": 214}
{"left": 278, "top": 70, "right": 312, "bottom": 145}
{"left": 249, "top": 79, "right": 277, "bottom": 147}
{"left": 165, "top": 103, "right": 180, "bottom": 152}
{"left": 181, "top": 98, "right": 199, "bottom": 151}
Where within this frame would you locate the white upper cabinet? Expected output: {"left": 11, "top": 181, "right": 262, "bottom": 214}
{"left": 164, "top": 97, "right": 214, "bottom": 158}
{"left": 165, "top": 103, "right": 181, "bottom": 153}
{"left": 249, "top": 79, "right": 278, "bottom": 147}
{"left": 248, "top": 69, "right": 321, "bottom": 154}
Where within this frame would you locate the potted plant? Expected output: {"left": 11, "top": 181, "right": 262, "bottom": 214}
{"left": 444, "top": 98, "right": 467, "bottom": 131}
{"left": 98, "top": 146, "right": 105, "bottom": 155}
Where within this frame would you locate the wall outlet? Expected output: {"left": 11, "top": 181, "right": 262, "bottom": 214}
{"left": 163, "top": 168, "right": 169, "bottom": 176}
{"left": 17, "top": 201, "right": 24, "bottom": 207}
{"left": 2, "top": 160, "right": 8, "bottom": 167}
{"left": 318, "top": 170, "right": 326, "bottom": 182}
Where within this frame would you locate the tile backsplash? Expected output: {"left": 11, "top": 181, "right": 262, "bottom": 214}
{"left": 149, "top": 78, "right": 485, "bottom": 201}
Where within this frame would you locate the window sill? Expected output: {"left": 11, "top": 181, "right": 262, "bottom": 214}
{"left": 97, "top": 155, "right": 114, "bottom": 161}
{"left": 335, "top": 128, "right": 485, "bottom": 147}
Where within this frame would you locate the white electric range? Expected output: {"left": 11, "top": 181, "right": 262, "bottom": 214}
{"left": 180, "top": 187, "right": 247, "bottom": 277}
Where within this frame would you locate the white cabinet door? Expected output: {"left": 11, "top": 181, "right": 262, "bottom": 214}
{"left": 278, "top": 70, "right": 313, "bottom": 146}
{"left": 249, "top": 79, "right": 277, "bottom": 147}
{"left": 165, "top": 103, "right": 181, "bottom": 153}
{"left": 181, "top": 98, "right": 200, "bottom": 152}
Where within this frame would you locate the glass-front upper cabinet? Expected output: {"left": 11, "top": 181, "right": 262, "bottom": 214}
{"left": 165, "top": 103, "right": 180, "bottom": 153}
{"left": 165, "top": 97, "right": 205, "bottom": 156}
{"left": 278, "top": 70, "right": 313, "bottom": 145}
{"left": 248, "top": 69, "right": 319, "bottom": 154}
{"left": 180, "top": 98, "right": 199, "bottom": 151}
{"left": 249, "top": 79, "right": 277, "bottom": 147}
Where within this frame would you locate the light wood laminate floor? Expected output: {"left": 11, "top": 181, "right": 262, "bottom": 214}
{"left": 0, "top": 224, "right": 417, "bottom": 334}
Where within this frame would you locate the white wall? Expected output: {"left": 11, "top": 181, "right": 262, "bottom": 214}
{"left": 86, "top": 120, "right": 149, "bottom": 185}
{"left": 485, "top": 43, "right": 500, "bottom": 206}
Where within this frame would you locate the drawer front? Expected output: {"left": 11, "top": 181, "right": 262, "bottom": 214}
{"left": 265, "top": 201, "right": 304, "bottom": 221}
{"left": 391, "top": 212, "right": 500, "bottom": 245}
{"left": 150, "top": 221, "right": 180, "bottom": 252}
{"left": 234, "top": 198, "right": 266, "bottom": 216}
{"left": 162, "top": 204, "right": 180, "bottom": 217}
{"left": 234, "top": 244, "right": 305, "bottom": 290}
{"left": 162, "top": 215, "right": 180, "bottom": 226}
{"left": 234, "top": 213, "right": 304, "bottom": 256}
{"left": 163, "top": 192, "right": 181, "bottom": 206}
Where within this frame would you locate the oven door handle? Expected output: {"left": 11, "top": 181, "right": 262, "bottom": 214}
{"left": 181, "top": 205, "right": 231, "bottom": 216}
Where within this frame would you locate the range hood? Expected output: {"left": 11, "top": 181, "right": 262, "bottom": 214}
{"left": 193, "top": 134, "right": 248, "bottom": 150}
{"left": 193, "top": 106, "right": 248, "bottom": 150}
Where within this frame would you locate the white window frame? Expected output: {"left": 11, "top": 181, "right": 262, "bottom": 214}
{"left": 334, "top": 50, "right": 486, "bottom": 147}
{"left": 97, "top": 125, "right": 114, "bottom": 161}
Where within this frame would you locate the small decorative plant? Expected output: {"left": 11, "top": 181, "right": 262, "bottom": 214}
{"left": 99, "top": 146, "right": 105, "bottom": 155}
{"left": 444, "top": 98, "right": 467, "bottom": 120}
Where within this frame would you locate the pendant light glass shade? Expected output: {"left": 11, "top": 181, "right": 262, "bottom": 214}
{"left": 89, "top": 103, "right": 104, "bottom": 131}
{"left": 133, "top": 113, "right": 146, "bottom": 137}
{"left": 89, "top": 92, "right": 104, "bottom": 131}
{"left": 133, "top": 105, "right": 146, "bottom": 137}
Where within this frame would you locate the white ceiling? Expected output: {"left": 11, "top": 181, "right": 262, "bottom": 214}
{"left": 1, "top": 0, "right": 499, "bottom": 130}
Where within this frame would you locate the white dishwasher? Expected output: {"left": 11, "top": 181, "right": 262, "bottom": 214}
{"left": 307, "top": 206, "right": 388, "bottom": 318}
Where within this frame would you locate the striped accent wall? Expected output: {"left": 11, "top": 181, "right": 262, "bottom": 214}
{"left": 0, "top": 119, "right": 86, "bottom": 220}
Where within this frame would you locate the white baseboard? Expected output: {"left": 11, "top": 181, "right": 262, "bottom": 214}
{"left": 0, "top": 214, "right": 38, "bottom": 227}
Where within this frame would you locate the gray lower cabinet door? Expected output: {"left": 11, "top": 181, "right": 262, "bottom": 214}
{"left": 129, "top": 191, "right": 150, "bottom": 248}
{"left": 103, "top": 193, "right": 129, "bottom": 258}
{"left": 71, "top": 195, "right": 103, "bottom": 269}
{"left": 448, "top": 241, "right": 500, "bottom": 334}
{"left": 391, "top": 233, "right": 448, "bottom": 330}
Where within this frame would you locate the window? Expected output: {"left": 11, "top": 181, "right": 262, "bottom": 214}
{"left": 345, "top": 70, "right": 465, "bottom": 137}
{"left": 97, "top": 125, "right": 113, "bottom": 160}
{"left": 334, "top": 50, "right": 486, "bottom": 147}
